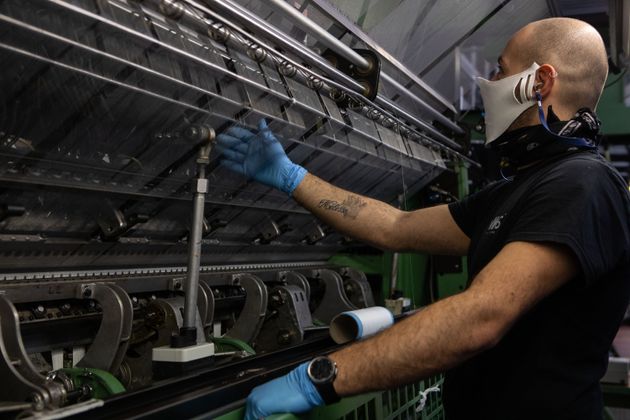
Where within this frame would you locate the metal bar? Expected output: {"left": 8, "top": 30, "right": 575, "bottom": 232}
{"left": 260, "top": 0, "right": 370, "bottom": 70}
{"left": 0, "top": 13, "right": 241, "bottom": 110}
{"left": 191, "top": 0, "right": 365, "bottom": 93}
{"left": 0, "top": 41, "right": 212, "bottom": 115}
{"left": 43, "top": 0, "right": 293, "bottom": 104}
{"left": 183, "top": 0, "right": 468, "bottom": 154}
{"left": 0, "top": 262, "right": 330, "bottom": 283}
{"left": 183, "top": 177, "right": 207, "bottom": 330}
{"left": 305, "top": 0, "right": 457, "bottom": 113}
{"left": 375, "top": 96, "right": 462, "bottom": 150}
{"left": 381, "top": 73, "right": 464, "bottom": 134}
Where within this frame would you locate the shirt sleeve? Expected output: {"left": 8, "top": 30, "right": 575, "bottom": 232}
{"left": 448, "top": 182, "right": 499, "bottom": 238}
{"left": 506, "top": 159, "right": 630, "bottom": 285}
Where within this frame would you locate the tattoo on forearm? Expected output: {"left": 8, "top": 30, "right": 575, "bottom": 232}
{"left": 317, "top": 195, "right": 367, "bottom": 219}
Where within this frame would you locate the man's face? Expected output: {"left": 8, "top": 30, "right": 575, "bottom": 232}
{"left": 491, "top": 29, "right": 530, "bottom": 82}
{"left": 485, "top": 28, "right": 540, "bottom": 134}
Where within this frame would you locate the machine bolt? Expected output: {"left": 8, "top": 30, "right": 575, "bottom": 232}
{"left": 30, "top": 393, "right": 45, "bottom": 411}
{"left": 82, "top": 287, "right": 92, "bottom": 298}
{"left": 159, "top": 0, "right": 185, "bottom": 20}
{"left": 279, "top": 61, "right": 297, "bottom": 77}
{"left": 35, "top": 305, "right": 45, "bottom": 315}
{"left": 247, "top": 44, "right": 268, "bottom": 62}
{"left": 270, "top": 292, "right": 284, "bottom": 307}
{"left": 277, "top": 330, "right": 292, "bottom": 345}
{"left": 208, "top": 23, "right": 231, "bottom": 43}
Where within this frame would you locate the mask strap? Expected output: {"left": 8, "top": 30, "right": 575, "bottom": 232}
{"left": 534, "top": 92, "right": 596, "bottom": 150}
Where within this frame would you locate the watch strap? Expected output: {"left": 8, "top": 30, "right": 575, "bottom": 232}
{"left": 314, "top": 380, "right": 340, "bottom": 405}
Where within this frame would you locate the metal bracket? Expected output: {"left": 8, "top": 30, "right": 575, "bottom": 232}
{"left": 197, "top": 282, "right": 215, "bottom": 333}
{"left": 0, "top": 204, "right": 25, "bottom": 223}
{"left": 225, "top": 274, "right": 268, "bottom": 344}
{"left": 0, "top": 296, "right": 66, "bottom": 410}
{"left": 203, "top": 218, "right": 228, "bottom": 236}
{"left": 252, "top": 220, "right": 281, "bottom": 244}
{"left": 254, "top": 285, "right": 313, "bottom": 352}
{"left": 322, "top": 48, "right": 381, "bottom": 101}
{"left": 302, "top": 222, "right": 326, "bottom": 245}
{"left": 75, "top": 284, "right": 133, "bottom": 374}
{"left": 96, "top": 206, "right": 149, "bottom": 240}
{"left": 278, "top": 271, "right": 311, "bottom": 302}
{"left": 308, "top": 269, "right": 356, "bottom": 324}
{"left": 338, "top": 267, "right": 375, "bottom": 308}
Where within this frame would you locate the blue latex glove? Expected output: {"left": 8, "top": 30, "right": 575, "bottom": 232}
{"left": 217, "top": 119, "right": 307, "bottom": 196}
{"left": 245, "top": 362, "right": 324, "bottom": 420}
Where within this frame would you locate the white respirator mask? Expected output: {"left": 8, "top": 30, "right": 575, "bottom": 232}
{"left": 476, "top": 62, "right": 540, "bottom": 145}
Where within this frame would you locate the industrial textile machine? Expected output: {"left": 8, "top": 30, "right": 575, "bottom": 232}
{"left": 0, "top": 0, "right": 466, "bottom": 417}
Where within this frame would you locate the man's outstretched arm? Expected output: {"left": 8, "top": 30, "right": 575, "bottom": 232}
{"left": 329, "top": 240, "right": 577, "bottom": 394}
{"left": 217, "top": 121, "right": 469, "bottom": 255}
{"left": 292, "top": 174, "right": 469, "bottom": 255}
{"left": 244, "top": 241, "right": 578, "bottom": 419}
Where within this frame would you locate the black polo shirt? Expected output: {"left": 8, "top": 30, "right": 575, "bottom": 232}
{"left": 444, "top": 151, "right": 630, "bottom": 419}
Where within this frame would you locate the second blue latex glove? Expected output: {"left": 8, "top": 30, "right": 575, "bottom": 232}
{"left": 244, "top": 362, "right": 324, "bottom": 420}
{"left": 217, "top": 119, "right": 307, "bottom": 196}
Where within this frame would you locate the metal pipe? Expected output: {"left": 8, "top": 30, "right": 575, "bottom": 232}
{"left": 376, "top": 96, "right": 462, "bottom": 150}
{"left": 381, "top": 73, "right": 464, "bottom": 134}
{"left": 182, "top": 127, "right": 215, "bottom": 331}
{"left": 260, "top": 0, "right": 370, "bottom": 70}
{"left": 305, "top": 0, "right": 457, "bottom": 114}
{"left": 192, "top": 0, "right": 365, "bottom": 93}
{"left": 183, "top": 183, "right": 205, "bottom": 330}
{"left": 186, "top": 0, "right": 467, "bottom": 153}
{"left": 170, "top": 0, "right": 361, "bottom": 95}
{"left": 390, "top": 252, "right": 399, "bottom": 297}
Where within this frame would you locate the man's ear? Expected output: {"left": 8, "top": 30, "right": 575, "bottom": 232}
{"left": 534, "top": 64, "right": 558, "bottom": 98}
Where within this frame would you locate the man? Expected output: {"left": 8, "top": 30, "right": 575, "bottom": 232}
{"left": 217, "top": 18, "right": 630, "bottom": 419}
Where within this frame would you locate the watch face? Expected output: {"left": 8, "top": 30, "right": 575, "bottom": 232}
{"left": 309, "top": 357, "right": 335, "bottom": 383}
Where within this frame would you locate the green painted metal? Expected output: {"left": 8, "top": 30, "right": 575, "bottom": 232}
{"left": 213, "top": 377, "right": 444, "bottom": 420}
{"left": 395, "top": 252, "right": 429, "bottom": 307}
{"left": 59, "top": 367, "right": 125, "bottom": 399}
{"left": 328, "top": 254, "right": 388, "bottom": 275}
{"left": 328, "top": 254, "right": 392, "bottom": 305}
{"left": 598, "top": 75, "right": 630, "bottom": 136}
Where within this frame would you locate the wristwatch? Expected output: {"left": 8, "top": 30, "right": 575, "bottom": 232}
{"left": 307, "top": 356, "right": 340, "bottom": 404}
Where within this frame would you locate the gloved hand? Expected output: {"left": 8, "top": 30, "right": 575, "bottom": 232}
{"left": 244, "top": 362, "right": 324, "bottom": 420}
{"left": 217, "top": 119, "right": 307, "bottom": 196}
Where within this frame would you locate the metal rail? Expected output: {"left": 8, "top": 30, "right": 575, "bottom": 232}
{"left": 0, "top": 261, "right": 331, "bottom": 283}
{"left": 179, "top": 0, "right": 468, "bottom": 154}
{"left": 259, "top": 0, "right": 462, "bottom": 134}
{"left": 193, "top": 0, "right": 365, "bottom": 93}
{"left": 11, "top": 0, "right": 471, "bottom": 165}
{"left": 260, "top": 0, "right": 370, "bottom": 70}
{"left": 381, "top": 73, "right": 464, "bottom": 134}
{"left": 376, "top": 96, "right": 461, "bottom": 150}
{"left": 304, "top": 0, "right": 457, "bottom": 114}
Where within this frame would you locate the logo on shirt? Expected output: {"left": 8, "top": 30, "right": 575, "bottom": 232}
{"left": 487, "top": 214, "right": 506, "bottom": 234}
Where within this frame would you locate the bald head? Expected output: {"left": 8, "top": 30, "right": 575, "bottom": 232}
{"left": 510, "top": 17, "right": 608, "bottom": 112}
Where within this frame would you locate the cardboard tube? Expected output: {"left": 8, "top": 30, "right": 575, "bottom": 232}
{"left": 329, "top": 307, "right": 394, "bottom": 344}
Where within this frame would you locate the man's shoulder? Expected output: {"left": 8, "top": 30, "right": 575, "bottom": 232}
{"left": 537, "top": 152, "right": 623, "bottom": 189}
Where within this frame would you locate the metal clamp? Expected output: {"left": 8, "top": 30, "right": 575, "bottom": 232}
{"left": 75, "top": 284, "right": 133, "bottom": 374}
{"left": 254, "top": 284, "right": 313, "bottom": 352}
{"left": 337, "top": 267, "right": 375, "bottom": 308}
{"left": 0, "top": 296, "right": 66, "bottom": 410}
{"left": 307, "top": 269, "right": 355, "bottom": 324}
{"left": 225, "top": 274, "right": 268, "bottom": 344}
